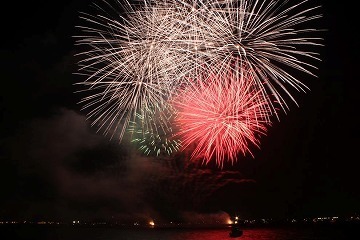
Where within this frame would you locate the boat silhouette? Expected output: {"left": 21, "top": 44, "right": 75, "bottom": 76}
{"left": 229, "top": 223, "right": 243, "bottom": 238}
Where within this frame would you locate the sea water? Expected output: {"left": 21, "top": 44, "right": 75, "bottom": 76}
{"left": 1, "top": 224, "right": 358, "bottom": 240}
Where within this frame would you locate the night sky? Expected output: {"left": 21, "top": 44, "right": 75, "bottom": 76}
{"left": 0, "top": 0, "right": 358, "bottom": 223}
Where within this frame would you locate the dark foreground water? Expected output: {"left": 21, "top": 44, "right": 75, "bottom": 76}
{"left": 1, "top": 224, "right": 359, "bottom": 240}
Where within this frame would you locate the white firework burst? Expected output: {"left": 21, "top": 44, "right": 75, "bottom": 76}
{"left": 74, "top": 0, "right": 176, "bottom": 140}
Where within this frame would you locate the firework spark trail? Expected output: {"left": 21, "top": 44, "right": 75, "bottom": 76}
{"left": 172, "top": 66, "right": 272, "bottom": 167}
{"left": 128, "top": 105, "right": 182, "bottom": 156}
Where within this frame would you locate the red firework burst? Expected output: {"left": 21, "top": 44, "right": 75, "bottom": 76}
{"left": 172, "top": 68, "right": 272, "bottom": 168}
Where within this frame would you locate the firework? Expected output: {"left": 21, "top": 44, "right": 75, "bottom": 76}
{"left": 74, "top": 0, "right": 179, "bottom": 141}
{"left": 172, "top": 67, "right": 272, "bottom": 167}
{"left": 74, "top": 0, "right": 322, "bottom": 143}
{"left": 128, "top": 105, "right": 182, "bottom": 156}
{"left": 180, "top": 0, "right": 322, "bottom": 115}
{"left": 167, "top": 0, "right": 323, "bottom": 115}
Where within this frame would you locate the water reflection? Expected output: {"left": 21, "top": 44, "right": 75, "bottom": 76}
{"left": 96, "top": 225, "right": 357, "bottom": 240}
{"left": 4, "top": 225, "right": 359, "bottom": 240}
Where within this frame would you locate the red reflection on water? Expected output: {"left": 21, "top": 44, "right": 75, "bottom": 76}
{"left": 163, "top": 226, "right": 353, "bottom": 240}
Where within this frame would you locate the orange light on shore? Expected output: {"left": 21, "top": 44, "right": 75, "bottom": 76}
{"left": 149, "top": 221, "right": 155, "bottom": 226}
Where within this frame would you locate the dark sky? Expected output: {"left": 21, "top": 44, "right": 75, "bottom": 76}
{"left": 0, "top": 0, "right": 358, "bottom": 223}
